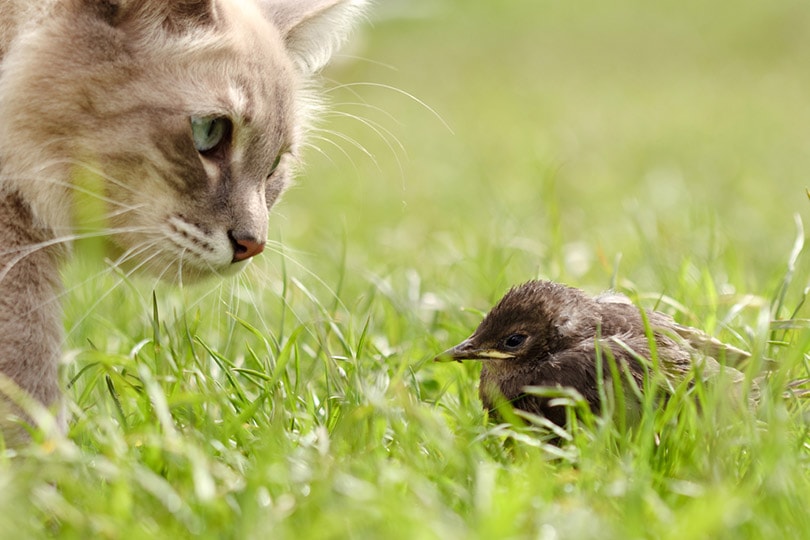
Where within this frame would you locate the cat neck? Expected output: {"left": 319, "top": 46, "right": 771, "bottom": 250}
{"left": 0, "top": 189, "right": 64, "bottom": 416}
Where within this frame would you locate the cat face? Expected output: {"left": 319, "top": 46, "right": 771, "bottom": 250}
{"left": 0, "top": 0, "right": 366, "bottom": 281}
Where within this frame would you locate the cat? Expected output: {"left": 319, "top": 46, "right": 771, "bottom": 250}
{"left": 0, "top": 0, "right": 368, "bottom": 439}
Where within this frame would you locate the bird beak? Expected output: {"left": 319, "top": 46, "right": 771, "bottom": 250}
{"left": 434, "top": 338, "right": 516, "bottom": 363}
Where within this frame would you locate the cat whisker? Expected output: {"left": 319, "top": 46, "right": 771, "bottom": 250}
{"left": 325, "top": 108, "right": 407, "bottom": 181}
{"left": 325, "top": 81, "right": 454, "bottom": 135}
{"left": 35, "top": 175, "right": 141, "bottom": 212}
{"left": 234, "top": 268, "right": 320, "bottom": 350}
{"left": 221, "top": 273, "right": 242, "bottom": 350}
{"left": 310, "top": 127, "right": 378, "bottom": 170}
{"left": 177, "top": 276, "right": 227, "bottom": 316}
{"left": 0, "top": 226, "right": 162, "bottom": 285}
{"left": 299, "top": 139, "right": 340, "bottom": 167}
{"left": 150, "top": 247, "right": 191, "bottom": 288}
{"left": 304, "top": 134, "right": 359, "bottom": 170}
{"left": 259, "top": 244, "right": 350, "bottom": 316}
{"left": 64, "top": 241, "right": 164, "bottom": 339}
{"left": 58, "top": 159, "right": 144, "bottom": 198}
{"left": 329, "top": 101, "right": 405, "bottom": 128}
{"left": 264, "top": 238, "right": 300, "bottom": 254}
{"left": 330, "top": 54, "right": 399, "bottom": 72}
{"left": 102, "top": 203, "right": 150, "bottom": 221}
{"left": 202, "top": 258, "right": 227, "bottom": 282}
{"left": 3, "top": 157, "right": 144, "bottom": 206}
{"left": 232, "top": 271, "right": 277, "bottom": 346}
{"left": 326, "top": 108, "right": 407, "bottom": 155}
{"left": 0, "top": 225, "right": 162, "bottom": 256}
{"left": 46, "top": 240, "right": 162, "bottom": 311}
{"left": 107, "top": 240, "right": 164, "bottom": 273}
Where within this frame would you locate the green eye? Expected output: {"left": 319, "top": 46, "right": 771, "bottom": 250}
{"left": 190, "top": 116, "right": 230, "bottom": 154}
{"left": 268, "top": 153, "right": 282, "bottom": 176}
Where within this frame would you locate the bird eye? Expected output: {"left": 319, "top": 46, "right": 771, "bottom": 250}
{"left": 190, "top": 116, "right": 231, "bottom": 155}
{"left": 503, "top": 333, "right": 527, "bottom": 349}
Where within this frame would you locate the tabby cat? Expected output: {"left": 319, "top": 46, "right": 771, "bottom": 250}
{"left": 0, "top": 0, "right": 367, "bottom": 437}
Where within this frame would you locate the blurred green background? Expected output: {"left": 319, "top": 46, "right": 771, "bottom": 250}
{"left": 279, "top": 0, "right": 810, "bottom": 304}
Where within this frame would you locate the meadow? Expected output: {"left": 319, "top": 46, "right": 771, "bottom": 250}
{"left": 3, "top": 0, "right": 810, "bottom": 537}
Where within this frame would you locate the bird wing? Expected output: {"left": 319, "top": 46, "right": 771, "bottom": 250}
{"left": 594, "top": 295, "right": 750, "bottom": 366}
{"left": 534, "top": 338, "right": 652, "bottom": 425}
{"left": 604, "top": 331, "right": 749, "bottom": 405}
{"left": 666, "top": 321, "right": 750, "bottom": 366}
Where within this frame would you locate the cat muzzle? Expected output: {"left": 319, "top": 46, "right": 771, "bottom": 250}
{"left": 229, "top": 233, "right": 265, "bottom": 262}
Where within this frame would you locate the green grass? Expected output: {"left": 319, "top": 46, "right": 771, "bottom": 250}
{"left": 4, "top": 0, "right": 810, "bottom": 537}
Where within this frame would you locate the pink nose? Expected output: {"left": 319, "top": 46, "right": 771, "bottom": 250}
{"left": 231, "top": 235, "right": 265, "bottom": 262}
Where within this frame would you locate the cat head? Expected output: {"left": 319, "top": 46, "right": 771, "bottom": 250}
{"left": 0, "top": 0, "right": 367, "bottom": 280}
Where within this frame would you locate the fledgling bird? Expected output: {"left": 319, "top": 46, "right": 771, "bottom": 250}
{"left": 436, "top": 280, "right": 750, "bottom": 426}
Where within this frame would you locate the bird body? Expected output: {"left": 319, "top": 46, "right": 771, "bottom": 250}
{"left": 437, "top": 280, "right": 749, "bottom": 425}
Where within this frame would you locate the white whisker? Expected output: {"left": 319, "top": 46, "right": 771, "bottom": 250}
{"left": 310, "top": 128, "right": 379, "bottom": 171}
{"left": 0, "top": 226, "right": 160, "bottom": 256}
{"left": 305, "top": 134, "right": 359, "bottom": 170}
{"left": 48, "top": 240, "right": 160, "bottom": 311}
{"left": 0, "top": 226, "right": 162, "bottom": 285}
{"left": 329, "top": 101, "right": 404, "bottom": 128}
{"left": 329, "top": 55, "right": 399, "bottom": 71}
{"left": 326, "top": 109, "right": 407, "bottom": 155}
{"left": 262, "top": 244, "right": 349, "bottom": 316}
{"left": 325, "top": 81, "right": 454, "bottom": 135}
{"left": 325, "top": 109, "right": 407, "bottom": 182}
{"left": 65, "top": 244, "right": 164, "bottom": 339}
{"left": 56, "top": 159, "right": 143, "bottom": 198}
{"left": 36, "top": 176, "right": 140, "bottom": 212}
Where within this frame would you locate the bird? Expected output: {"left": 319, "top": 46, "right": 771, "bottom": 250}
{"left": 435, "top": 280, "right": 751, "bottom": 426}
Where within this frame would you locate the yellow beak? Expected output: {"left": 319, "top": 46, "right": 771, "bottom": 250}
{"left": 434, "top": 338, "right": 516, "bottom": 362}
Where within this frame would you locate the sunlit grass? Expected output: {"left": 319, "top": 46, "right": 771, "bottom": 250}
{"left": 3, "top": 0, "right": 810, "bottom": 537}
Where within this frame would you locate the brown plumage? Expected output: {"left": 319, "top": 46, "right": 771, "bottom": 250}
{"left": 436, "top": 280, "right": 749, "bottom": 426}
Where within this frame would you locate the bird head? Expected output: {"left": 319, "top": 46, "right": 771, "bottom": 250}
{"left": 435, "top": 280, "right": 596, "bottom": 364}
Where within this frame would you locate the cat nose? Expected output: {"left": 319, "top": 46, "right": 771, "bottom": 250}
{"left": 229, "top": 232, "right": 265, "bottom": 262}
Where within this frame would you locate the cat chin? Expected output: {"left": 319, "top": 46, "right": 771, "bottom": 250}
{"left": 162, "top": 258, "right": 252, "bottom": 285}
{"left": 100, "top": 239, "right": 255, "bottom": 285}
{"left": 122, "top": 255, "right": 252, "bottom": 286}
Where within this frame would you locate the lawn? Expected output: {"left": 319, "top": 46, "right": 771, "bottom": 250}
{"left": 4, "top": 0, "right": 810, "bottom": 538}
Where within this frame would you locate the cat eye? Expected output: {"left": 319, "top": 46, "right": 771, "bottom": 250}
{"left": 503, "top": 333, "right": 527, "bottom": 349}
{"left": 190, "top": 116, "right": 231, "bottom": 155}
{"left": 268, "top": 153, "right": 282, "bottom": 177}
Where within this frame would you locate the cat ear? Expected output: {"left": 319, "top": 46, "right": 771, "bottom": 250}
{"left": 260, "top": 0, "right": 369, "bottom": 74}
{"left": 166, "top": 0, "right": 217, "bottom": 27}
{"left": 69, "top": 0, "right": 217, "bottom": 30}
{"left": 66, "top": 0, "right": 120, "bottom": 23}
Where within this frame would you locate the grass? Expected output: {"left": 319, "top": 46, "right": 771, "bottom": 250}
{"left": 4, "top": 0, "right": 810, "bottom": 537}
